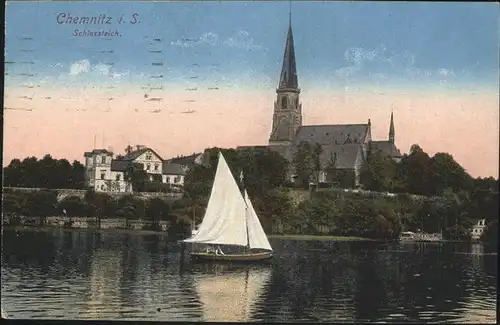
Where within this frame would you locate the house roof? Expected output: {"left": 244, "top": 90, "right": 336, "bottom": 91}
{"left": 110, "top": 160, "right": 143, "bottom": 172}
{"left": 295, "top": 124, "right": 369, "bottom": 147}
{"left": 167, "top": 153, "right": 202, "bottom": 166}
{"left": 370, "top": 141, "right": 403, "bottom": 158}
{"left": 120, "top": 147, "right": 164, "bottom": 161}
{"left": 84, "top": 149, "right": 114, "bottom": 157}
{"left": 162, "top": 162, "right": 187, "bottom": 175}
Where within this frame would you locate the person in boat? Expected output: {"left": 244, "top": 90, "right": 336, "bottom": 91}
{"left": 215, "top": 245, "right": 225, "bottom": 255}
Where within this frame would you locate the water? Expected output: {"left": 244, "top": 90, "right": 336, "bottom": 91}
{"left": 1, "top": 228, "right": 497, "bottom": 323}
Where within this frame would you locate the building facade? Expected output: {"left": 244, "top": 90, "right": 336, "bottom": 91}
{"left": 83, "top": 146, "right": 203, "bottom": 193}
{"left": 266, "top": 20, "right": 403, "bottom": 187}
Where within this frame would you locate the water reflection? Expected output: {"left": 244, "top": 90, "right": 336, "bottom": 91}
{"left": 1, "top": 229, "right": 497, "bottom": 323}
{"left": 191, "top": 263, "right": 272, "bottom": 322}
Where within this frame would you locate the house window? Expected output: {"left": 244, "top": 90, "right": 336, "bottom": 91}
{"left": 101, "top": 184, "right": 105, "bottom": 191}
{"left": 116, "top": 174, "right": 121, "bottom": 181}
{"left": 146, "top": 164, "right": 151, "bottom": 171}
{"left": 146, "top": 154, "right": 152, "bottom": 160}
{"left": 100, "top": 171, "right": 105, "bottom": 180}
{"left": 154, "top": 164, "right": 159, "bottom": 171}
{"left": 174, "top": 176, "right": 181, "bottom": 183}
{"left": 96, "top": 156, "right": 101, "bottom": 163}
{"left": 165, "top": 177, "right": 170, "bottom": 183}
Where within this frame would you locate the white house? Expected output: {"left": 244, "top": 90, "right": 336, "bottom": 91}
{"left": 470, "top": 219, "right": 487, "bottom": 241}
{"left": 83, "top": 146, "right": 202, "bottom": 193}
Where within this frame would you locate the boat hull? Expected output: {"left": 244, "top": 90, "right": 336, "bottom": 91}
{"left": 191, "top": 251, "right": 273, "bottom": 262}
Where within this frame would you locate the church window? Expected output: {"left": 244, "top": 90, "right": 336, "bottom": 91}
{"left": 282, "top": 97, "right": 287, "bottom": 108}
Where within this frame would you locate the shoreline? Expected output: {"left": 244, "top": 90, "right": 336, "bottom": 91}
{"left": 4, "top": 226, "right": 372, "bottom": 241}
{"left": 3, "top": 226, "right": 482, "bottom": 244}
{"left": 3, "top": 225, "right": 170, "bottom": 236}
{"left": 267, "top": 234, "right": 373, "bottom": 241}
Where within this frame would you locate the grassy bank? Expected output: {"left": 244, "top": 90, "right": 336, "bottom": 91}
{"left": 267, "top": 234, "right": 372, "bottom": 241}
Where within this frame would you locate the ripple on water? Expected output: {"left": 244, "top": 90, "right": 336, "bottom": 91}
{"left": 2, "top": 230, "right": 498, "bottom": 322}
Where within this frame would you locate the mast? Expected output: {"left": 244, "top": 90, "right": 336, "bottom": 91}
{"left": 240, "top": 170, "right": 251, "bottom": 250}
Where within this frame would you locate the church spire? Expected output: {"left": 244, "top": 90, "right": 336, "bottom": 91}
{"left": 389, "top": 111, "right": 395, "bottom": 144}
{"left": 278, "top": 4, "right": 298, "bottom": 91}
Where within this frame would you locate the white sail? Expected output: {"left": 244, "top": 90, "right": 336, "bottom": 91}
{"left": 195, "top": 267, "right": 271, "bottom": 321}
{"left": 244, "top": 190, "right": 273, "bottom": 251}
{"left": 183, "top": 152, "right": 249, "bottom": 247}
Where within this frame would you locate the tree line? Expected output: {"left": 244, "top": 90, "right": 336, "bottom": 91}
{"left": 3, "top": 155, "right": 86, "bottom": 189}
{"left": 2, "top": 188, "right": 190, "bottom": 234}
{"left": 2, "top": 145, "right": 497, "bottom": 244}
{"left": 2, "top": 154, "right": 174, "bottom": 193}
{"left": 183, "top": 146, "right": 498, "bottom": 244}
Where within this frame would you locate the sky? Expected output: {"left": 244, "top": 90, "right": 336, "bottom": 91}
{"left": 3, "top": 1, "right": 499, "bottom": 178}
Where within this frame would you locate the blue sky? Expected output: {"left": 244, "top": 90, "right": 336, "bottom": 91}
{"left": 5, "top": 1, "right": 499, "bottom": 90}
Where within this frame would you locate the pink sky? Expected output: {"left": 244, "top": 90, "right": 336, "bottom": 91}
{"left": 3, "top": 87, "right": 499, "bottom": 178}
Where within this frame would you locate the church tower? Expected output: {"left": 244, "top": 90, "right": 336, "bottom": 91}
{"left": 389, "top": 111, "right": 395, "bottom": 144}
{"left": 268, "top": 14, "right": 302, "bottom": 150}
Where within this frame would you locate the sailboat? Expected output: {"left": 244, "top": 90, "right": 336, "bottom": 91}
{"left": 182, "top": 151, "right": 274, "bottom": 262}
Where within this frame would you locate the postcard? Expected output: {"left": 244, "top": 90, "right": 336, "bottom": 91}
{"left": 2, "top": 1, "right": 498, "bottom": 323}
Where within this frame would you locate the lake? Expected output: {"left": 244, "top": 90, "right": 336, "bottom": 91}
{"left": 1, "top": 228, "right": 497, "bottom": 323}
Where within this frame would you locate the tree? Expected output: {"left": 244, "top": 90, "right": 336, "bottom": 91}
{"left": 70, "top": 160, "right": 86, "bottom": 189}
{"left": 24, "top": 190, "right": 58, "bottom": 225}
{"left": 3, "top": 158, "right": 23, "bottom": 187}
{"left": 429, "top": 152, "right": 473, "bottom": 195}
{"left": 145, "top": 198, "right": 171, "bottom": 229}
{"left": 116, "top": 195, "right": 146, "bottom": 227}
{"left": 58, "top": 196, "right": 88, "bottom": 218}
{"left": 481, "top": 219, "right": 498, "bottom": 247}
{"left": 2, "top": 193, "right": 23, "bottom": 217}
{"left": 292, "top": 141, "right": 315, "bottom": 188}
{"left": 312, "top": 143, "right": 323, "bottom": 183}
{"left": 124, "top": 163, "right": 148, "bottom": 192}
{"left": 359, "top": 146, "right": 398, "bottom": 192}
{"left": 399, "top": 144, "right": 433, "bottom": 195}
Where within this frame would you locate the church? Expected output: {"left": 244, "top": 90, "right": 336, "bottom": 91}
{"left": 239, "top": 20, "right": 402, "bottom": 187}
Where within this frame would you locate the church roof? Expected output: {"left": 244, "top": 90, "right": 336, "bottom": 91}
{"left": 287, "top": 142, "right": 363, "bottom": 170}
{"left": 278, "top": 24, "right": 299, "bottom": 90}
{"left": 370, "top": 141, "right": 403, "bottom": 158}
{"left": 287, "top": 124, "right": 369, "bottom": 170}
{"left": 294, "top": 124, "right": 369, "bottom": 146}
{"left": 321, "top": 144, "right": 363, "bottom": 169}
